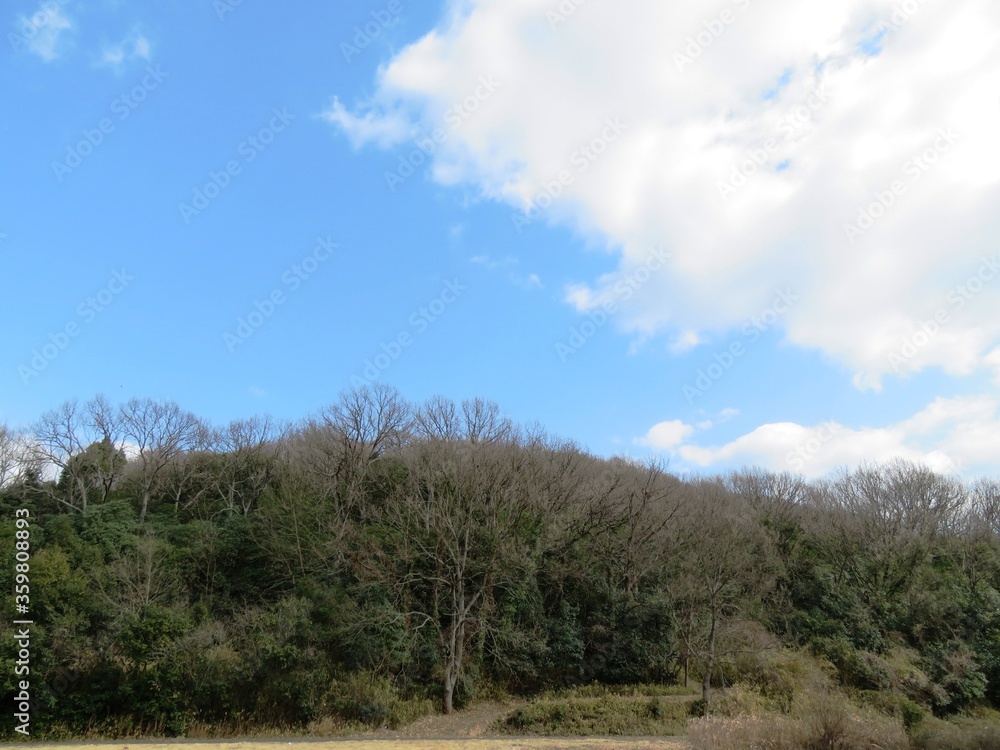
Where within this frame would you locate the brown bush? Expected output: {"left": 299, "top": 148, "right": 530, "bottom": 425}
{"left": 689, "top": 692, "right": 909, "bottom": 750}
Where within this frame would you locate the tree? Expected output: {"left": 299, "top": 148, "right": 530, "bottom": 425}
{"left": 0, "top": 423, "right": 37, "bottom": 490}
{"left": 207, "top": 416, "right": 283, "bottom": 516}
{"left": 670, "top": 480, "right": 778, "bottom": 710}
{"left": 31, "top": 400, "right": 97, "bottom": 512}
{"left": 119, "top": 398, "right": 203, "bottom": 522}
{"left": 366, "top": 440, "right": 539, "bottom": 713}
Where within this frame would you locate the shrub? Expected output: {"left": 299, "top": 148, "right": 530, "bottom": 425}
{"left": 323, "top": 673, "right": 433, "bottom": 730}
{"left": 496, "top": 695, "right": 689, "bottom": 736}
{"left": 812, "top": 638, "right": 894, "bottom": 691}
{"left": 689, "top": 699, "right": 909, "bottom": 750}
{"left": 913, "top": 714, "right": 1000, "bottom": 750}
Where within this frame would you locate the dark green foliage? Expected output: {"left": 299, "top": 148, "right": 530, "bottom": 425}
{"left": 2, "top": 393, "right": 999, "bottom": 738}
{"left": 498, "top": 694, "right": 690, "bottom": 736}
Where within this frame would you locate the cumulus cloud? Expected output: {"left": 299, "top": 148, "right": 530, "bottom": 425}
{"left": 657, "top": 395, "right": 1000, "bottom": 477}
{"left": 326, "top": 0, "right": 1000, "bottom": 389}
{"left": 636, "top": 419, "right": 695, "bottom": 451}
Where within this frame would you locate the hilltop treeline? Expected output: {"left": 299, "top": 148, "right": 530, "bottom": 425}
{"left": 1, "top": 385, "right": 999, "bottom": 737}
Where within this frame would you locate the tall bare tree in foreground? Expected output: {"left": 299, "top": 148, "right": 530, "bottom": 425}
{"left": 670, "top": 480, "right": 778, "bottom": 711}
{"left": 369, "top": 437, "right": 536, "bottom": 713}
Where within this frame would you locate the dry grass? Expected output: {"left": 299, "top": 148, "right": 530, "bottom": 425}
{"left": 497, "top": 695, "right": 691, "bottom": 736}
{"left": 14, "top": 742, "right": 690, "bottom": 750}
{"left": 688, "top": 693, "right": 909, "bottom": 750}
{"left": 912, "top": 712, "right": 1000, "bottom": 750}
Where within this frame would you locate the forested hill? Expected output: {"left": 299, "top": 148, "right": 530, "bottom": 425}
{"left": 2, "top": 385, "right": 999, "bottom": 738}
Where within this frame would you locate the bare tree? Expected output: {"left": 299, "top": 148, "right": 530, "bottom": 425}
{"left": 31, "top": 400, "right": 91, "bottom": 512}
{"left": 207, "top": 415, "right": 283, "bottom": 516}
{"left": 595, "top": 458, "right": 683, "bottom": 596}
{"left": 414, "top": 395, "right": 461, "bottom": 441}
{"left": 367, "top": 440, "right": 537, "bottom": 713}
{"left": 322, "top": 384, "right": 412, "bottom": 462}
{"left": 823, "top": 460, "right": 966, "bottom": 601}
{"left": 728, "top": 467, "right": 806, "bottom": 528}
{"left": 956, "top": 479, "right": 1000, "bottom": 598}
{"left": 81, "top": 395, "right": 129, "bottom": 504}
{"left": 98, "top": 533, "right": 184, "bottom": 617}
{"left": 119, "top": 398, "right": 203, "bottom": 522}
{"left": 0, "top": 423, "right": 38, "bottom": 490}
{"left": 460, "top": 397, "right": 514, "bottom": 444}
{"left": 670, "top": 480, "right": 778, "bottom": 710}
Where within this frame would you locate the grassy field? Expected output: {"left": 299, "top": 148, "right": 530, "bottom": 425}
{"left": 13, "top": 743, "right": 689, "bottom": 750}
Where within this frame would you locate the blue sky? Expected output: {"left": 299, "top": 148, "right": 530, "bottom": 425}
{"left": 3, "top": 0, "right": 1000, "bottom": 478}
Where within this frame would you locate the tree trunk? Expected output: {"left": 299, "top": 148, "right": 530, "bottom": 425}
{"left": 443, "top": 591, "right": 468, "bottom": 715}
{"left": 443, "top": 668, "right": 456, "bottom": 715}
{"left": 701, "top": 608, "right": 718, "bottom": 715}
{"left": 76, "top": 476, "right": 88, "bottom": 512}
{"left": 684, "top": 609, "right": 693, "bottom": 687}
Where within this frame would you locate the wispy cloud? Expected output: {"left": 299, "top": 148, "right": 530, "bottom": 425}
{"left": 97, "top": 28, "right": 152, "bottom": 69}
{"left": 14, "top": 3, "right": 73, "bottom": 62}
{"left": 470, "top": 254, "right": 542, "bottom": 290}
{"left": 321, "top": 97, "right": 412, "bottom": 149}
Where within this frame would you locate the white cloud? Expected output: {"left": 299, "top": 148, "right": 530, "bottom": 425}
{"left": 14, "top": 3, "right": 73, "bottom": 62}
{"left": 661, "top": 395, "right": 1000, "bottom": 478}
{"left": 670, "top": 330, "right": 704, "bottom": 354}
{"left": 986, "top": 347, "right": 1000, "bottom": 385}
{"left": 636, "top": 419, "right": 695, "bottom": 451}
{"left": 696, "top": 407, "right": 741, "bottom": 431}
{"left": 470, "top": 254, "right": 542, "bottom": 289}
{"left": 717, "top": 407, "right": 740, "bottom": 424}
{"left": 322, "top": 97, "right": 414, "bottom": 149}
{"left": 98, "top": 29, "right": 152, "bottom": 69}
{"left": 326, "top": 0, "right": 1000, "bottom": 390}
